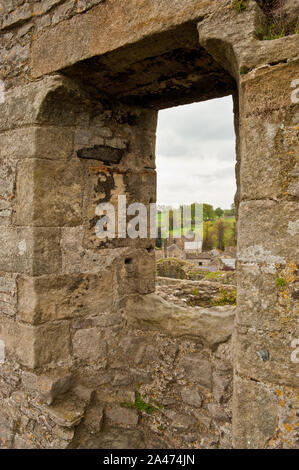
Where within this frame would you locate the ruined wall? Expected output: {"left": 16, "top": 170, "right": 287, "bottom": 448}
{"left": 0, "top": 72, "right": 234, "bottom": 449}
{"left": 0, "top": 0, "right": 298, "bottom": 449}
{"left": 197, "top": 1, "right": 299, "bottom": 448}
{"left": 0, "top": 75, "right": 156, "bottom": 448}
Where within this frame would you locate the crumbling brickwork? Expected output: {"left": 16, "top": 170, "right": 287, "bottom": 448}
{"left": 0, "top": 0, "right": 298, "bottom": 449}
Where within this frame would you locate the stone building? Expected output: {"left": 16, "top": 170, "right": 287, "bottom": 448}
{"left": 0, "top": 0, "right": 298, "bottom": 449}
{"left": 186, "top": 252, "right": 214, "bottom": 269}
{"left": 166, "top": 244, "right": 185, "bottom": 260}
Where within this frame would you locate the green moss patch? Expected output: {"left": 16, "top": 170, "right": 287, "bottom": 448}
{"left": 121, "top": 390, "right": 161, "bottom": 415}
{"left": 210, "top": 288, "right": 237, "bottom": 306}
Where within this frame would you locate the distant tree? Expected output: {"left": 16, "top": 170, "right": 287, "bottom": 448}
{"left": 203, "top": 204, "right": 215, "bottom": 221}
{"left": 224, "top": 203, "right": 235, "bottom": 217}
{"left": 231, "top": 203, "right": 235, "bottom": 216}
{"left": 228, "top": 221, "right": 236, "bottom": 247}
{"left": 169, "top": 209, "right": 174, "bottom": 233}
{"left": 214, "top": 219, "right": 226, "bottom": 251}
{"left": 155, "top": 237, "right": 163, "bottom": 249}
{"left": 215, "top": 207, "right": 224, "bottom": 218}
{"left": 203, "top": 221, "right": 214, "bottom": 251}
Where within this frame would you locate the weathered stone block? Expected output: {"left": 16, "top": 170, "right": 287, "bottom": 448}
{"left": 83, "top": 404, "right": 104, "bottom": 433}
{"left": 237, "top": 262, "right": 298, "bottom": 333}
{"left": 122, "top": 129, "right": 156, "bottom": 169}
{"left": 177, "top": 354, "right": 212, "bottom": 390}
{"left": 2, "top": 3, "right": 32, "bottom": 29}
{"left": 168, "top": 411, "right": 196, "bottom": 431}
{"left": 30, "top": 0, "right": 219, "bottom": 77}
{"left": 180, "top": 387, "right": 202, "bottom": 408}
{"left": 125, "top": 170, "right": 156, "bottom": 205}
{"left": 240, "top": 60, "right": 299, "bottom": 117}
{"left": 52, "top": 0, "right": 75, "bottom": 25}
{"left": 106, "top": 405, "right": 138, "bottom": 427}
{"left": 0, "top": 76, "right": 83, "bottom": 132}
{"left": 0, "top": 227, "right": 61, "bottom": 275}
{"left": 234, "top": 328, "right": 298, "bottom": 388}
{"left": 77, "top": 0, "right": 104, "bottom": 14}
{"left": 233, "top": 375, "right": 278, "bottom": 449}
{"left": 15, "top": 159, "right": 83, "bottom": 226}
{"left": 17, "top": 321, "right": 71, "bottom": 369}
{"left": 22, "top": 370, "right": 73, "bottom": 405}
{"left": 238, "top": 200, "right": 299, "bottom": 264}
{"left": 207, "top": 404, "right": 230, "bottom": 423}
{"left": 1, "top": 128, "right": 75, "bottom": 223}
{"left": 33, "top": 0, "right": 63, "bottom": 16}
{"left": 126, "top": 293, "right": 234, "bottom": 348}
{"left": 0, "top": 317, "right": 70, "bottom": 368}
{"left": 0, "top": 78, "right": 50, "bottom": 131}
{"left": 18, "top": 272, "right": 115, "bottom": 324}
{"left": 33, "top": 395, "right": 86, "bottom": 428}
{"left": 117, "top": 249, "right": 156, "bottom": 295}
{"left": 34, "top": 127, "right": 74, "bottom": 160}
{"left": 0, "top": 274, "right": 17, "bottom": 317}
{"left": 240, "top": 112, "right": 299, "bottom": 200}
{"left": 38, "top": 372, "right": 73, "bottom": 405}
{"left": 81, "top": 161, "right": 156, "bottom": 250}
{"left": 72, "top": 328, "right": 107, "bottom": 364}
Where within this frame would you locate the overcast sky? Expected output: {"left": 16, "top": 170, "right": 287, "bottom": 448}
{"left": 156, "top": 96, "right": 236, "bottom": 210}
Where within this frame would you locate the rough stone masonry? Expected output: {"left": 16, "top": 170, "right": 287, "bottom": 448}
{"left": 0, "top": 0, "right": 298, "bottom": 449}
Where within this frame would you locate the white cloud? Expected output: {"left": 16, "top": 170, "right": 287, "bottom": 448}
{"left": 156, "top": 96, "right": 236, "bottom": 209}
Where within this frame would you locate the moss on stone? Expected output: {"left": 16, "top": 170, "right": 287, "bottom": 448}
{"left": 232, "top": 0, "right": 249, "bottom": 13}
{"left": 205, "top": 271, "right": 223, "bottom": 280}
{"left": 120, "top": 389, "right": 161, "bottom": 415}
{"left": 210, "top": 288, "right": 237, "bottom": 306}
{"left": 276, "top": 277, "right": 287, "bottom": 287}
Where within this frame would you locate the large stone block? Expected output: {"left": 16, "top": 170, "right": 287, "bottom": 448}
{"left": 0, "top": 76, "right": 86, "bottom": 132}
{"left": 240, "top": 60, "right": 299, "bottom": 118}
{"left": 237, "top": 261, "right": 298, "bottom": 333}
{"left": 72, "top": 327, "right": 107, "bottom": 364}
{"left": 22, "top": 369, "right": 73, "bottom": 405}
{"left": 30, "top": 0, "right": 219, "bottom": 77}
{"left": 0, "top": 317, "right": 71, "bottom": 369}
{"left": 2, "top": 3, "right": 32, "bottom": 29}
{"left": 237, "top": 200, "right": 299, "bottom": 264}
{"left": 124, "top": 170, "right": 156, "bottom": 205}
{"left": 117, "top": 249, "right": 155, "bottom": 295}
{"left": 0, "top": 227, "right": 61, "bottom": 275}
{"left": 33, "top": 0, "right": 64, "bottom": 16}
{"left": 18, "top": 271, "right": 116, "bottom": 324}
{"left": 33, "top": 127, "right": 74, "bottom": 160}
{"left": 234, "top": 327, "right": 298, "bottom": 388}
{"left": 61, "top": 227, "right": 131, "bottom": 274}
{"left": 126, "top": 293, "right": 235, "bottom": 349}
{"left": 0, "top": 78, "right": 53, "bottom": 131}
{"left": 15, "top": 159, "right": 83, "bottom": 226}
{"left": 0, "top": 127, "right": 74, "bottom": 225}
{"left": 121, "top": 128, "right": 156, "bottom": 170}
{"left": 82, "top": 164, "right": 155, "bottom": 249}
{"left": 233, "top": 375, "right": 278, "bottom": 449}
{"left": 176, "top": 353, "right": 212, "bottom": 390}
{"left": 239, "top": 111, "right": 299, "bottom": 200}
{"left": 0, "top": 274, "right": 17, "bottom": 317}
{"left": 105, "top": 405, "right": 138, "bottom": 427}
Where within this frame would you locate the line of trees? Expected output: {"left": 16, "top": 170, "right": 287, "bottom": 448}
{"left": 203, "top": 203, "right": 235, "bottom": 221}
{"left": 156, "top": 202, "right": 236, "bottom": 250}
{"left": 203, "top": 219, "right": 236, "bottom": 251}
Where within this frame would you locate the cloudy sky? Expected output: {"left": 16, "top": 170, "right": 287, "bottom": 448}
{"left": 156, "top": 96, "right": 236, "bottom": 210}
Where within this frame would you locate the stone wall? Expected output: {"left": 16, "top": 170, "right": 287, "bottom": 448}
{"left": 0, "top": 0, "right": 298, "bottom": 449}
{"left": 0, "top": 73, "right": 234, "bottom": 448}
